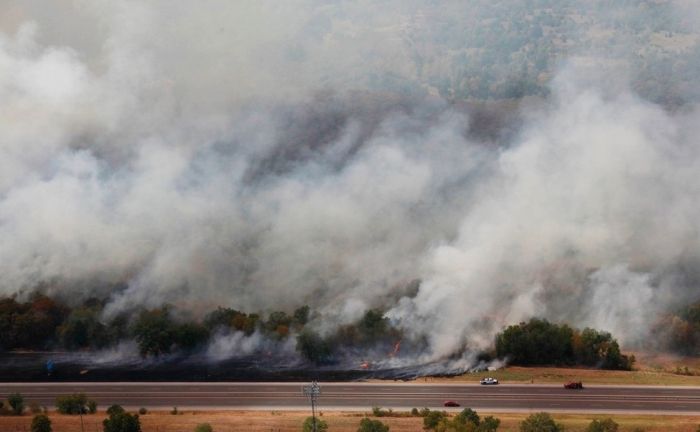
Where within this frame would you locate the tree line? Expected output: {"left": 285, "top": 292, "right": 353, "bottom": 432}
{"left": 0, "top": 293, "right": 643, "bottom": 369}
{"left": 0, "top": 294, "right": 310, "bottom": 355}
{"left": 0, "top": 293, "right": 400, "bottom": 360}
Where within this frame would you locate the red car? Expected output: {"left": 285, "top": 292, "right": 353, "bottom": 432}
{"left": 443, "top": 400, "right": 460, "bottom": 407}
{"left": 564, "top": 381, "right": 584, "bottom": 389}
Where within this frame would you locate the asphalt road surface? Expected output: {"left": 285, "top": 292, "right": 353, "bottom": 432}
{"left": 3, "top": 382, "right": 700, "bottom": 414}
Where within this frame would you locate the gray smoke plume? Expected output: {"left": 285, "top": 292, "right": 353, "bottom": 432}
{"left": 1, "top": 1, "right": 700, "bottom": 362}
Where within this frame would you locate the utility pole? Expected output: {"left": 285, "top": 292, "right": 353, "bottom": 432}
{"left": 302, "top": 381, "right": 321, "bottom": 432}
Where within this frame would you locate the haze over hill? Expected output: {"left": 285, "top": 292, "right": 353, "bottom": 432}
{"left": 1, "top": 0, "right": 699, "bottom": 366}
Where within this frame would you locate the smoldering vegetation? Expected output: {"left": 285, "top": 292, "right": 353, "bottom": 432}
{"left": 1, "top": 0, "right": 700, "bottom": 373}
{"left": 0, "top": 293, "right": 637, "bottom": 381}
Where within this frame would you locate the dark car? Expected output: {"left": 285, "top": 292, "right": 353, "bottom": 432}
{"left": 443, "top": 400, "right": 460, "bottom": 407}
{"left": 564, "top": 381, "right": 584, "bottom": 389}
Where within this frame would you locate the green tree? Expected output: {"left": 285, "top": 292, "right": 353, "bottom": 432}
{"left": 57, "top": 308, "right": 107, "bottom": 349}
{"left": 455, "top": 408, "right": 480, "bottom": 425}
{"left": 8, "top": 392, "right": 24, "bottom": 415}
{"left": 296, "top": 329, "right": 333, "bottom": 364}
{"left": 573, "top": 329, "right": 634, "bottom": 370}
{"left": 31, "top": 414, "right": 52, "bottom": 432}
{"left": 107, "top": 405, "right": 126, "bottom": 417}
{"left": 174, "top": 322, "right": 210, "bottom": 352}
{"left": 479, "top": 416, "right": 501, "bottom": 432}
{"left": 358, "top": 309, "right": 389, "bottom": 343}
{"left": 496, "top": 319, "right": 574, "bottom": 366}
{"left": 131, "top": 308, "right": 176, "bottom": 356}
{"left": 203, "top": 307, "right": 240, "bottom": 330}
{"left": 103, "top": 412, "right": 141, "bottom": 432}
{"left": 358, "top": 417, "right": 390, "bottom": 432}
{"left": 194, "top": 423, "right": 214, "bottom": 432}
{"left": 302, "top": 416, "right": 328, "bottom": 432}
{"left": 586, "top": 418, "right": 618, "bottom": 432}
{"left": 424, "top": 411, "right": 448, "bottom": 430}
{"left": 519, "top": 412, "right": 563, "bottom": 432}
{"left": 55, "top": 393, "right": 89, "bottom": 414}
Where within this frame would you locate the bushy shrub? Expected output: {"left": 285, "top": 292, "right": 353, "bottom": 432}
{"left": 372, "top": 406, "right": 393, "bottom": 417}
{"left": 103, "top": 412, "right": 141, "bottom": 432}
{"left": 302, "top": 416, "right": 328, "bottom": 432}
{"left": 55, "top": 394, "right": 94, "bottom": 415}
{"left": 586, "top": 418, "right": 618, "bottom": 432}
{"left": 358, "top": 417, "right": 389, "bottom": 432}
{"left": 8, "top": 393, "right": 24, "bottom": 415}
{"left": 107, "top": 405, "right": 126, "bottom": 417}
{"left": 30, "top": 414, "right": 52, "bottom": 432}
{"left": 455, "top": 408, "right": 480, "bottom": 425}
{"left": 423, "top": 411, "right": 447, "bottom": 430}
{"left": 519, "top": 412, "right": 562, "bottom": 432}
{"left": 194, "top": 423, "right": 213, "bottom": 432}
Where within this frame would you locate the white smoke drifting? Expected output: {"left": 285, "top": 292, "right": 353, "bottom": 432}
{"left": 1, "top": 1, "right": 700, "bottom": 363}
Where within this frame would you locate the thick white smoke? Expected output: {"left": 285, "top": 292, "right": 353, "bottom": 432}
{"left": 1, "top": 1, "right": 699, "bottom": 362}
{"left": 389, "top": 72, "right": 700, "bottom": 358}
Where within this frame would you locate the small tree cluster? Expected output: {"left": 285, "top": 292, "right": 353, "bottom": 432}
{"left": 421, "top": 408, "right": 500, "bottom": 432}
{"left": 296, "top": 309, "right": 403, "bottom": 364}
{"left": 650, "top": 301, "right": 700, "bottom": 355}
{"left": 0, "top": 295, "right": 68, "bottom": 350}
{"left": 496, "top": 319, "right": 634, "bottom": 370}
{"left": 131, "top": 307, "right": 210, "bottom": 356}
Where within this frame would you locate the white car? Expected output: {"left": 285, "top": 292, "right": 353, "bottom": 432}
{"left": 480, "top": 377, "right": 499, "bottom": 385}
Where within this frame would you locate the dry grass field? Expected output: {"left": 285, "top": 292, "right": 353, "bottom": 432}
{"left": 1, "top": 410, "right": 700, "bottom": 432}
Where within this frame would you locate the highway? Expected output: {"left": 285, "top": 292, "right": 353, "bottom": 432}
{"left": 3, "top": 382, "right": 700, "bottom": 414}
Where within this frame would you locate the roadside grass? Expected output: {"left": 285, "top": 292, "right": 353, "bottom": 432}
{"left": 423, "top": 366, "right": 700, "bottom": 386}
{"left": 417, "top": 353, "right": 700, "bottom": 386}
{"left": 1, "top": 410, "right": 699, "bottom": 432}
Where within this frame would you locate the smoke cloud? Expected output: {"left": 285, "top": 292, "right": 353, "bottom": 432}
{"left": 1, "top": 0, "right": 700, "bottom": 363}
